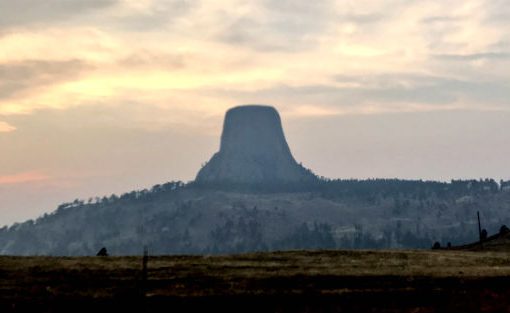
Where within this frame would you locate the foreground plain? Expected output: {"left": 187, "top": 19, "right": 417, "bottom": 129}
{"left": 2, "top": 250, "right": 510, "bottom": 312}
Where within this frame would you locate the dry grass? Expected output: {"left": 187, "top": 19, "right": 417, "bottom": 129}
{"left": 2, "top": 250, "right": 510, "bottom": 312}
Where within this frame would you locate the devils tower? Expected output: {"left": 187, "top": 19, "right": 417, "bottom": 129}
{"left": 196, "top": 105, "right": 317, "bottom": 184}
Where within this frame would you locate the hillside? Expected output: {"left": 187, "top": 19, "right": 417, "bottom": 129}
{"left": 2, "top": 179, "right": 510, "bottom": 255}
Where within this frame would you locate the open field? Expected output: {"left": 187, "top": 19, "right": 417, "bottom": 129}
{"left": 2, "top": 250, "right": 510, "bottom": 312}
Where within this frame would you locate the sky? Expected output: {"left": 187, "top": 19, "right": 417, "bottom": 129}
{"left": 1, "top": 0, "right": 509, "bottom": 225}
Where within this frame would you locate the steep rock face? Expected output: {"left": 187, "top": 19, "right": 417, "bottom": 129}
{"left": 196, "top": 105, "right": 317, "bottom": 184}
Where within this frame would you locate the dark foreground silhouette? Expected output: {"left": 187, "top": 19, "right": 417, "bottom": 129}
{"left": 2, "top": 250, "right": 510, "bottom": 313}
{"left": 96, "top": 247, "right": 108, "bottom": 256}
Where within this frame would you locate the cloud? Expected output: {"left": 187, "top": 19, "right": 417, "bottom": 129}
{"left": 204, "top": 71, "right": 510, "bottom": 116}
{"left": 0, "top": 121, "right": 16, "bottom": 132}
{"left": 0, "top": 171, "right": 49, "bottom": 185}
{"left": 422, "top": 16, "right": 465, "bottom": 24}
{"left": 337, "top": 13, "right": 384, "bottom": 24}
{"left": 116, "top": 51, "right": 189, "bottom": 70}
{"left": 434, "top": 52, "right": 510, "bottom": 61}
{"left": 0, "top": 0, "right": 118, "bottom": 31}
{"left": 286, "top": 105, "right": 342, "bottom": 117}
{"left": 0, "top": 27, "right": 124, "bottom": 65}
{"left": 0, "top": 59, "right": 91, "bottom": 101}
{"left": 0, "top": 0, "right": 509, "bottom": 122}
{"left": 333, "top": 73, "right": 510, "bottom": 107}
{"left": 483, "top": 0, "right": 510, "bottom": 25}
{"left": 218, "top": 0, "right": 336, "bottom": 51}
{"left": 110, "top": 0, "right": 198, "bottom": 32}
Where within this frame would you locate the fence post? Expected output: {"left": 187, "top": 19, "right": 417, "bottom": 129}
{"left": 477, "top": 211, "right": 483, "bottom": 250}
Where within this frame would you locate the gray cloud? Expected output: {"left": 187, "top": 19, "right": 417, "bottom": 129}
{"left": 0, "top": 60, "right": 91, "bottom": 100}
{"left": 337, "top": 13, "right": 384, "bottom": 24}
{"left": 333, "top": 74, "right": 510, "bottom": 107}
{"left": 219, "top": 1, "right": 386, "bottom": 52}
{"left": 434, "top": 52, "right": 510, "bottom": 61}
{"left": 110, "top": 0, "right": 198, "bottom": 32}
{"left": 219, "top": 0, "right": 336, "bottom": 52}
{"left": 204, "top": 73, "right": 510, "bottom": 109}
{"left": 489, "top": 40, "right": 510, "bottom": 51}
{"left": 219, "top": 17, "right": 300, "bottom": 52}
{"left": 421, "top": 16, "right": 465, "bottom": 24}
{"left": 484, "top": 0, "right": 510, "bottom": 25}
{"left": 0, "top": 0, "right": 117, "bottom": 31}
{"left": 420, "top": 15, "right": 467, "bottom": 54}
{"left": 117, "top": 51, "right": 189, "bottom": 70}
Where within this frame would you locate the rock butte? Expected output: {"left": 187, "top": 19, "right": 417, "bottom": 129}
{"left": 196, "top": 105, "right": 317, "bottom": 184}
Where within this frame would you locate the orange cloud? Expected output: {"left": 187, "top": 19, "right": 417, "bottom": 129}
{"left": 0, "top": 171, "right": 49, "bottom": 185}
{"left": 287, "top": 105, "right": 342, "bottom": 117}
{"left": 0, "top": 121, "right": 15, "bottom": 132}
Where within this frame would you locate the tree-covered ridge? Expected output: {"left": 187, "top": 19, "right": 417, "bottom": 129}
{"left": 1, "top": 178, "right": 509, "bottom": 255}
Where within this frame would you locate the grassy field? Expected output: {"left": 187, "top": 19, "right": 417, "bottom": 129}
{"left": 2, "top": 250, "right": 510, "bottom": 312}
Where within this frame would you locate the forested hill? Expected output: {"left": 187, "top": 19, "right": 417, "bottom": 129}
{"left": 1, "top": 178, "right": 510, "bottom": 255}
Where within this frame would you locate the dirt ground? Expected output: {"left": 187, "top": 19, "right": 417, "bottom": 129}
{"left": 1, "top": 250, "right": 510, "bottom": 312}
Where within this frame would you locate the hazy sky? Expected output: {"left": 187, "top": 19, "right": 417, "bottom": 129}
{"left": 1, "top": 0, "right": 509, "bottom": 225}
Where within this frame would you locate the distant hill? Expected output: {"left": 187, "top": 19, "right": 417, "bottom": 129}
{"left": 2, "top": 179, "right": 510, "bottom": 255}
